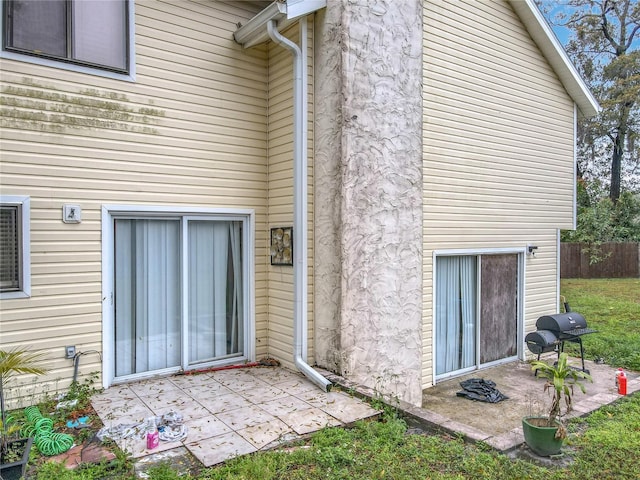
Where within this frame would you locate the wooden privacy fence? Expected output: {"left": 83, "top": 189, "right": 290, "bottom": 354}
{"left": 561, "top": 242, "right": 640, "bottom": 278}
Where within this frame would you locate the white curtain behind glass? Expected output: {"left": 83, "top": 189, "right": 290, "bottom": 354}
{"left": 188, "top": 221, "right": 243, "bottom": 364}
{"left": 73, "top": 0, "right": 127, "bottom": 70}
{"left": 435, "top": 256, "right": 477, "bottom": 375}
{"left": 114, "top": 219, "right": 181, "bottom": 376}
{"left": 228, "top": 223, "right": 243, "bottom": 354}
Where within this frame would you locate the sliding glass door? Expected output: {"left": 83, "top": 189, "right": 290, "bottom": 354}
{"left": 188, "top": 220, "right": 243, "bottom": 365}
{"left": 435, "top": 253, "right": 520, "bottom": 379}
{"left": 435, "top": 256, "right": 477, "bottom": 376}
{"left": 114, "top": 216, "right": 245, "bottom": 379}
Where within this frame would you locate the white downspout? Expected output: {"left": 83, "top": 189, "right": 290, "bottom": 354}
{"left": 267, "top": 19, "right": 331, "bottom": 392}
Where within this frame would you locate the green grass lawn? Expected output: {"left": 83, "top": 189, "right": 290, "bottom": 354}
{"left": 36, "top": 396, "right": 638, "bottom": 480}
{"left": 561, "top": 278, "right": 640, "bottom": 371}
{"left": 30, "top": 279, "right": 640, "bottom": 479}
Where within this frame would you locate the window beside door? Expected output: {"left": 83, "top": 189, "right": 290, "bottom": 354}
{"left": 0, "top": 195, "right": 30, "bottom": 299}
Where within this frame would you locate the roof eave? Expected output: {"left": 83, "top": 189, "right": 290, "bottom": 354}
{"left": 234, "top": 0, "right": 326, "bottom": 48}
{"left": 234, "top": 2, "right": 287, "bottom": 48}
{"left": 509, "top": 0, "right": 600, "bottom": 118}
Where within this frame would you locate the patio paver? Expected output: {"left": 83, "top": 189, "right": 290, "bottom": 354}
{"left": 91, "top": 366, "right": 381, "bottom": 466}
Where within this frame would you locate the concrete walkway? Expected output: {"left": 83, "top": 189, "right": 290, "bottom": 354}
{"left": 323, "top": 356, "right": 639, "bottom": 452}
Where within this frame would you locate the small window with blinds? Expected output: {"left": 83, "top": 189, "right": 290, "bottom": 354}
{"left": 3, "top": 0, "right": 129, "bottom": 74}
{"left": 0, "top": 196, "right": 30, "bottom": 299}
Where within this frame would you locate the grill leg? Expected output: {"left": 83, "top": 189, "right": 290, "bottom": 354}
{"left": 563, "top": 337, "right": 590, "bottom": 374}
{"left": 577, "top": 337, "right": 589, "bottom": 373}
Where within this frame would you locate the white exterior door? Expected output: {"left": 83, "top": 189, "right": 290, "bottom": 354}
{"left": 102, "top": 207, "right": 253, "bottom": 385}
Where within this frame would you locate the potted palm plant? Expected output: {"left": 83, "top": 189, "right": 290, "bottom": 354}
{"left": 522, "top": 352, "right": 592, "bottom": 456}
{"left": 0, "top": 348, "right": 47, "bottom": 480}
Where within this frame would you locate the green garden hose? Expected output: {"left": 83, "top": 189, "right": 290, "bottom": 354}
{"left": 22, "top": 406, "right": 74, "bottom": 456}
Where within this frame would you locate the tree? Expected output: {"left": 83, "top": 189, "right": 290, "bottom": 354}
{"left": 540, "top": 0, "right": 640, "bottom": 203}
{"left": 561, "top": 186, "right": 640, "bottom": 263}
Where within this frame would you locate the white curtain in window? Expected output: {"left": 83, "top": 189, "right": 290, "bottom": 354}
{"left": 73, "top": 0, "right": 127, "bottom": 70}
{"left": 435, "top": 256, "right": 477, "bottom": 375}
{"left": 459, "top": 257, "right": 476, "bottom": 368}
{"left": 115, "top": 219, "right": 181, "bottom": 376}
{"left": 188, "top": 221, "right": 243, "bottom": 364}
{"left": 228, "top": 222, "right": 243, "bottom": 353}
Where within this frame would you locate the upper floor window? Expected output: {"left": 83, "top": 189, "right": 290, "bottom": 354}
{"left": 0, "top": 196, "right": 30, "bottom": 299}
{"left": 3, "top": 0, "right": 129, "bottom": 74}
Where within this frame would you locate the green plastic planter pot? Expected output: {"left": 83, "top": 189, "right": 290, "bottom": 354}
{"left": 0, "top": 437, "right": 33, "bottom": 480}
{"left": 522, "top": 416, "right": 564, "bottom": 456}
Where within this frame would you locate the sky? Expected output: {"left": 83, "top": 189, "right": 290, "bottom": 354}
{"left": 539, "top": 2, "right": 573, "bottom": 47}
{"left": 538, "top": 0, "right": 640, "bottom": 49}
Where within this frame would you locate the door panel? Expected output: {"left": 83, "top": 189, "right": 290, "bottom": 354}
{"left": 113, "top": 216, "right": 245, "bottom": 380}
{"left": 479, "top": 254, "right": 518, "bottom": 364}
{"left": 188, "top": 220, "right": 244, "bottom": 365}
{"left": 114, "top": 219, "right": 181, "bottom": 377}
{"left": 435, "top": 256, "right": 477, "bottom": 376}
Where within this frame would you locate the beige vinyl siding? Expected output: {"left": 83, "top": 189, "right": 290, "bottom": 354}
{"left": 266, "top": 18, "right": 316, "bottom": 370}
{"left": 0, "top": 0, "right": 268, "bottom": 402}
{"left": 421, "top": 0, "right": 575, "bottom": 387}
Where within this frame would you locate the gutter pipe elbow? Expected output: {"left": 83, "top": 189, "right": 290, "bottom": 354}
{"left": 266, "top": 19, "right": 331, "bottom": 393}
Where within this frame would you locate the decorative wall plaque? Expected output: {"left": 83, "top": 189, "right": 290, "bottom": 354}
{"left": 270, "top": 227, "right": 293, "bottom": 266}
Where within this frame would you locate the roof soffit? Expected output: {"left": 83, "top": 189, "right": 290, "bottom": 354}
{"left": 509, "top": 0, "right": 600, "bottom": 118}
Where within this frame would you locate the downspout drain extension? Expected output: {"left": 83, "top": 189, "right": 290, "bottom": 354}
{"left": 266, "top": 19, "right": 331, "bottom": 393}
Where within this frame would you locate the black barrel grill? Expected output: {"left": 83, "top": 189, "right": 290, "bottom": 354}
{"left": 525, "top": 312, "right": 597, "bottom": 373}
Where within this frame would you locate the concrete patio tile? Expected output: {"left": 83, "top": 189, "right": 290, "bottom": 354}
{"left": 571, "top": 399, "right": 602, "bottom": 413}
{"left": 96, "top": 398, "right": 154, "bottom": 426}
{"left": 237, "top": 418, "right": 293, "bottom": 449}
{"left": 302, "top": 391, "right": 381, "bottom": 424}
{"left": 129, "top": 378, "right": 181, "bottom": 397}
{"left": 218, "top": 376, "right": 270, "bottom": 393}
{"left": 154, "top": 399, "right": 211, "bottom": 422}
{"left": 406, "top": 408, "right": 450, "bottom": 427}
{"left": 241, "top": 384, "right": 290, "bottom": 404}
{"left": 297, "top": 388, "right": 345, "bottom": 407}
{"left": 297, "top": 389, "right": 341, "bottom": 406}
{"left": 91, "top": 385, "right": 138, "bottom": 409}
{"left": 198, "top": 392, "right": 253, "bottom": 414}
{"left": 277, "top": 407, "right": 342, "bottom": 435}
{"left": 117, "top": 433, "right": 181, "bottom": 459}
{"left": 590, "top": 392, "right": 622, "bottom": 405}
{"left": 258, "top": 395, "right": 312, "bottom": 417}
{"left": 570, "top": 401, "right": 594, "bottom": 414}
{"left": 168, "top": 373, "right": 216, "bottom": 389}
{"left": 139, "top": 388, "right": 189, "bottom": 411}
{"left": 271, "top": 377, "right": 321, "bottom": 396}
{"left": 440, "top": 420, "right": 491, "bottom": 442}
{"left": 133, "top": 447, "right": 199, "bottom": 479}
{"left": 216, "top": 405, "right": 278, "bottom": 430}
{"left": 248, "top": 367, "right": 305, "bottom": 385}
{"left": 211, "top": 369, "right": 260, "bottom": 385}
{"left": 181, "top": 381, "right": 233, "bottom": 398}
{"left": 185, "top": 431, "right": 257, "bottom": 466}
{"left": 626, "top": 380, "right": 640, "bottom": 395}
{"left": 182, "top": 415, "right": 232, "bottom": 443}
{"left": 485, "top": 427, "right": 524, "bottom": 451}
